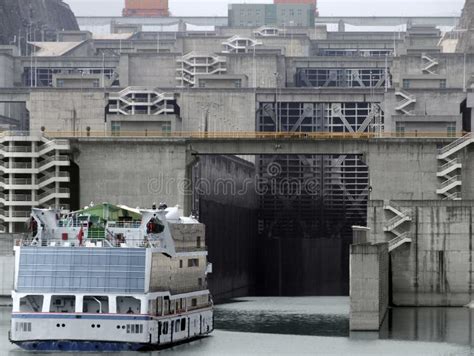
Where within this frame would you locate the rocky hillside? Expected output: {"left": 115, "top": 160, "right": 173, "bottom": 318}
{"left": 457, "top": 0, "right": 474, "bottom": 52}
{"left": 0, "top": 0, "right": 79, "bottom": 44}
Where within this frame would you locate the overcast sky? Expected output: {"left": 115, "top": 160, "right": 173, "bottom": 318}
{"left": 64, "top": 0, "right": 464, "bottom": 17}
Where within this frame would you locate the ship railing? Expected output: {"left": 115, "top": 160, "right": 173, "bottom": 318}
{"left": 85, "top": 237, "right": 162, "bottom": 249}
{"left": 175, "top": 246, "right": 207, "bottom": 253}
{"left": 107, "top": 221, "right": 142, "bottom": 229}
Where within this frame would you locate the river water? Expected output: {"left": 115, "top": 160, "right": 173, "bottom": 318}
{"left": 2, "top": 297, "right": 473, "bottom": 355}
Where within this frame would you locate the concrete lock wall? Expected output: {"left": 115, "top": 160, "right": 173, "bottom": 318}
{"left": 0, "top": 54, "right": 14, "bottom": 88}
{"left": 71, "top": 138, "right": 189, "bottom": 210}
{"left": 368, "top": 200, "right": 474, "bottom": 307}
{"left": 0, "top": 256, "right": 14, "bottom": 297}
{"left": 178, "top": 90, "right": 256, "bottom": 132}
{"left": 28, "top": 90, "right": 107, "bottom": 133}
{"left": 226, "top": 54, "right": 283, "bottom": 88}
{"left": 350, "top": 243, "right": 389, "bottom": 331}
{"left": 124, "top": 54, "right": 178, "bottom": 88}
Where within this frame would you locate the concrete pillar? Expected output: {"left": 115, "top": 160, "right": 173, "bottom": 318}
{"left": 350, "top": 242, "right": 389, "bottom": 331}
{"left": 184, "top": 153, "right": 198, "bottom": 216}
{"left": 75, "top": 295, "right": 83, "bottom": 313}
{"left": 178, "top": 20, "right": 187, "bottom": 33}
{"left": 338, "top": 20, "right": 345, "bottom": 32}
{"left": 109, "top": 296, "right": 117, "bottom": 314}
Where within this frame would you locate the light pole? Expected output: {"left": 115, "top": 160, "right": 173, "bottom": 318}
{"left": 274, "top": 72, "right": 282, "bottom": 132}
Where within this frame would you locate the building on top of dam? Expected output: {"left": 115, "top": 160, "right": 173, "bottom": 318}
{"left": 0, "top": 0, "right": 473, "bottom": 302}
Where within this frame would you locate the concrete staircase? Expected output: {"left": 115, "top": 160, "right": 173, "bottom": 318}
{"left": 383, "top": 203, "right": 413, "bottom": 252}
{"left": 436, "top": 133, "right": 473, "bottom": 200}
{"left": 421, "top": 54, "right": 439, "bottom": 75}
{"left": 395, "top": 90, "right": 416, "bottom": 116}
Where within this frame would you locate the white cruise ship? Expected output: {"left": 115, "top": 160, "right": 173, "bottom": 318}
{"left": 9, "top": 203, "right": 213, "bottom": 352}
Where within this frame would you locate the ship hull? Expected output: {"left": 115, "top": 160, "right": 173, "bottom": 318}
{"left": 12, "top": 340, "right": 146, "bottom": 352}
{"left": 12, "top": 335, "right": 210, "bottom": 352}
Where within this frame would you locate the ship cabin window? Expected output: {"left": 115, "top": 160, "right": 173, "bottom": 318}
{"left": 19, "top": 295, "right": 44, "bottom": 313}
{"left": 181, "top": 318, "right": 186, "bottom": 331}
{"left": 83, "top": 296, "right": 109, "bottom": 313}
{"left": 127, "top": 324, "right": 143, "bottom": 334}
{"left": 197, "top": 236, "right": 201, "bottom": 248}
{"left": 16, "top": 322, "right": 32, "bottom": 332}
{"left": 191, "top": 298, "right": 197, "bottom": 308}
{"left": 50, "top": 296, "right": 75, "bottom": 313}
{"left": 117, "top": 296, "right": 141, "bottom": 315}
{"left": 188, "top": 258, "right": 199, "bottom": 267}
{"left": 175, "top": 320, "right": 180, "bottom": 333}
{"left": 162, "top": 321, "right": 169, "bottom": 334}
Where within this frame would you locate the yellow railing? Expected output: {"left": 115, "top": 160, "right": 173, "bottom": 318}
{"left": 43, "top": 131, "right": 468, "bottom": 140}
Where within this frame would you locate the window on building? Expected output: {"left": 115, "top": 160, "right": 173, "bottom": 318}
{"left": 179, "top": 259, "right": 183, "bottom": 268}
{"left": 199, "top": 81, "right": 206, "bottom": 88}
{"left": 191, "top": 298, "right": 197, "bottom": 307}
{"left": 188, "top": 258, "right": 199, "bottom": 267}
{"left": 181, "top": 318, "right": 186, "bottom": 331}
{"left": 234, "top": 80, "right": 242, "bottom": 88}
{"left": 57, "top": 79, "right": 64, "bottom": 88}
{"left": 162, "top": 123, "right": 171, "bottom": 134}
{"left": 162, "top": 322, "right": 168, "bottom": 334}
{"left": 111, "top": 122, "right": 121, "bottom": 136}
{"left": 402, "top": 79, "right": 410, "bottom": 89}
{"left": 93, "top": 79, "right": 100, "bottom": 88}
{"left": 447, "top": 124, "right": 456, "bottom": 137}
{"left": 396, "top": 122, "right": 405, "bottom": 137}
{"left": 440, "top": 79, "right": 447, "bottom": 89}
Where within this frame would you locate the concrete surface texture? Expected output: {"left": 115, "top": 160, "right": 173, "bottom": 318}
{"left": 350, "top": 242, "right": 389, "bottom": 331}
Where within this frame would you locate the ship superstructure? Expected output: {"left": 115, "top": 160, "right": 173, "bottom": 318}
{"left": 9, "top": 203, "right": 213, "bottom": 352}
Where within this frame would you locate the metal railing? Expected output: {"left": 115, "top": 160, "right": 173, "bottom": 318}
{"left": 439, "top": 175, "right": 460, "bottom": 189}
{"left": 388, "top": 232, "right": 410, "bottom": 250}
{"left": 439, "top": 158, "right": 460, "bottom": 172}
{"left": 438, "top": 133, "right": 473, "bottom": 155}
{"left": 38, "top": 171, "right": 70, "bottom": 184}
{"left": 443, "top": 191, "right": 462, "bottom": 200}
{"left": 43, "top": 131, "right": 471, "bottom": 140}
{"left": 4, "top": 162, "right": 32, "bottom": 169}
{"left": 385, "top": 211, "right": 411, "bottom": 229}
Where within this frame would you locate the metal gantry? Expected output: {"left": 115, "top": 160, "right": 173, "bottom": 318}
{"left": 257, "top": 101, "right": 383, "bottom": 238}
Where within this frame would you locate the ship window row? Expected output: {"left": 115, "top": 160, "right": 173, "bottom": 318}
{"left": 19, "top": 295, "right": 141, "bottom": 314}
{"left": 15, "top": 322, "right": 32, "bottom": 332}
{"left": 127, "top": 324, "right": 143, "bottom": 334}
{"left": 159, "top": 318, "right": 186, "bottom": 335}
{"left": 179, "top": 258, "right": 200, "bottom": 268}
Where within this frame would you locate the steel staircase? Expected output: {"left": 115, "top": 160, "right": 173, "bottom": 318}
{"left": 27, "top": 296, "right": 41, "bottom": 312}
{"left": 395, "top": 91, "right": 417, "bottom": 116}
{"left": 422, "top": 54, "right": 439, "bottom": 75}
{"left": 383, "top": 203, "right": 413, "bottom": 252}
{"left": 436, "top": 133, "right": 473, "bottom": 200}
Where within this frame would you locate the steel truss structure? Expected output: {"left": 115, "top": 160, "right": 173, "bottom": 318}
{"left": 296, "top": 68, "right": 389, "bottom": 88}
{"left": 257, "top": 101, "right": 383, "bottom": 239}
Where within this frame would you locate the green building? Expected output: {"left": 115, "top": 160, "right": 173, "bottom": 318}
{"left": 228, "top": 4, "right": 315, "bottom": 28}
